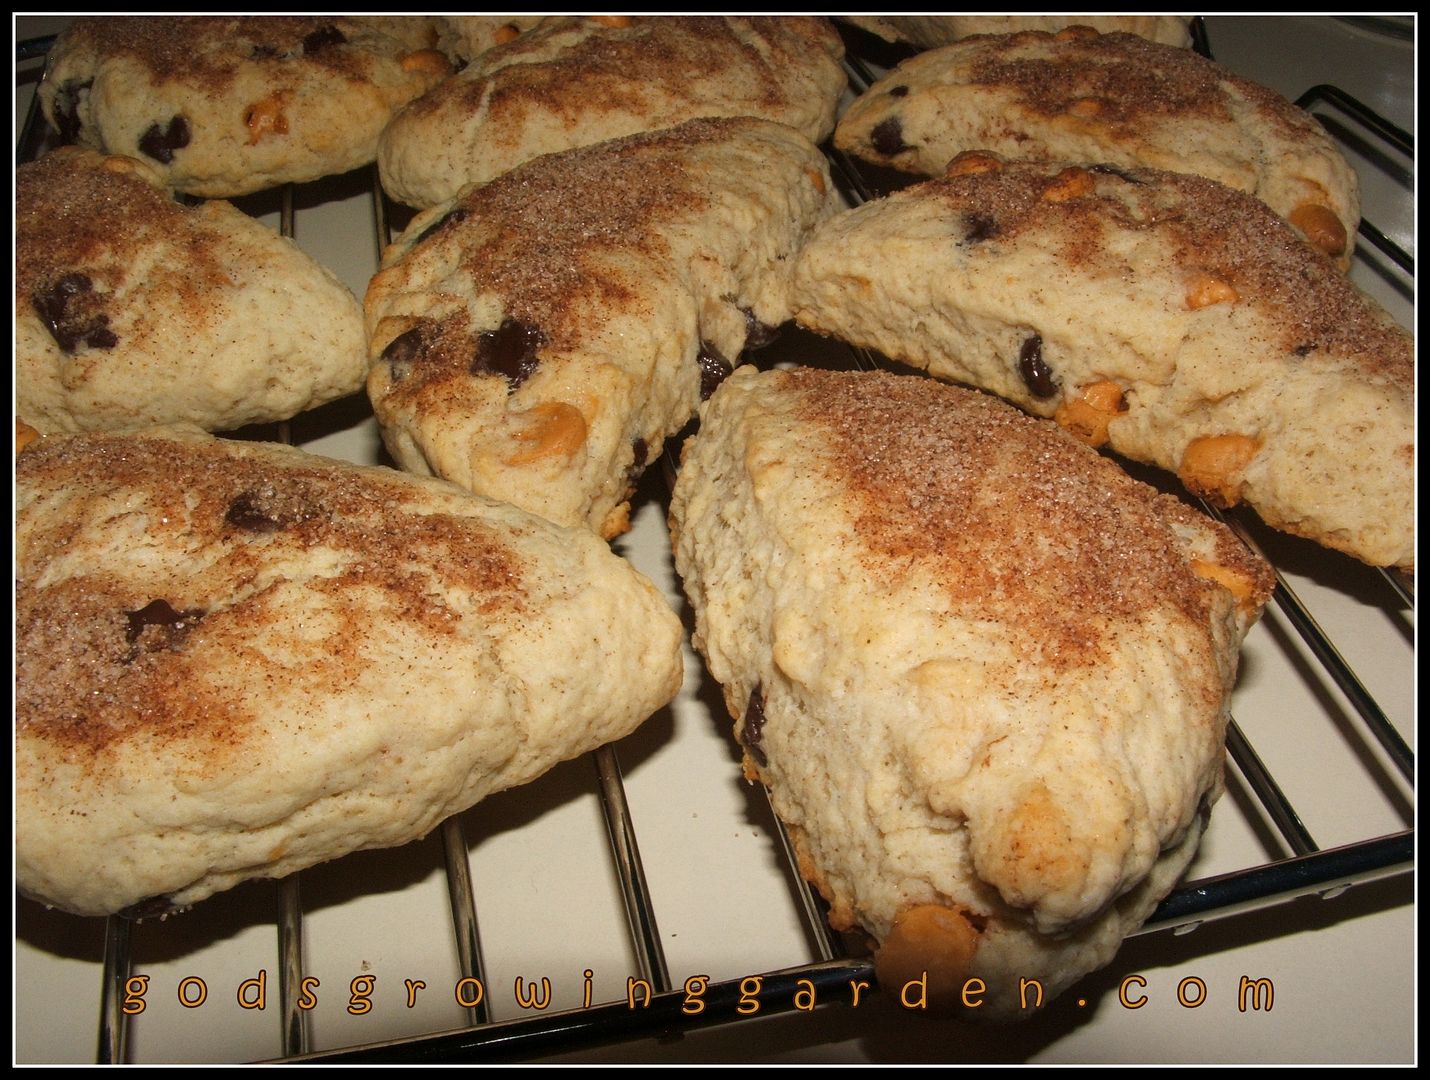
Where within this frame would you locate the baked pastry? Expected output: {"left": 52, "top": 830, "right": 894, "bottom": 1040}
{"left": 39, "top": 15, "right": 450, "bottom": 198}
{"left": 841, "top": 15, "right": 1194, "bottom": 50}
{"left": 834, "top": 28, "right": 1359, "bottom": 267}
{"left": 377, "top": 15, "right": 847, "bottom": 208}
{"left": 366, "top": 116, "right": 840, "bottom": 538}
{"left": 669, "top": 366, "right": 1274, "bottom": 1018}
{"left": 15, "top": 427, "right": 685, "bottom": 918}
{"left": 434, "top": 15, "right": 551, "bottom": 63}
{"left": 16, "top": 146, "right": 368, "bottom": 435}
{"left": 790, "top": 157, "right": 1413, "bottom": 571}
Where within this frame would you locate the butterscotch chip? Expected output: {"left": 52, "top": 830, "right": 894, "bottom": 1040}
{"left": 833, "top": 30, "right": 1360, "bottom": 268}
{"left": 366, "top": 117, "right": 840, "bottom": 537}
{"left": 790, "top": 161, "right": 1413, "bottom": 571}
{"left": 15, "top": 428, "right": 684, "bottom": 917}
{"left": 40, "top": 15, "right": 447, "bottom": 197}
{"left": 670, "top": 367, "right": 1273, "bottom": 1018}
{"left": 377, "top": 15, "right": 847, "bottom": 208}
{"left": 16, "top": 147, "right": 367, "bottom": 435}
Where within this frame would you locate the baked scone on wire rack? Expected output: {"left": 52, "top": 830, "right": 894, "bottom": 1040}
{"left": 39, "top": 15, "right": 450, "bottom": 198}
{"left": 833, "top": 27, "right": 1359, "bottom": 269}
{"left": 790, "top": 155, "right": 1413, "bottom": 573}
{"left": 365, "top": 116, "right": 841, "bottom": 539}
{"left": 16, "top": 146, "right": 368, "bottom": 435}
{"left": 15, "top": 426, "right": 684, "bottom": 919}
{"left": 669, "top": 366, "right": 1274, "bottom": 1019}
{"left": 377, "top": 15, "right": 848, "bottom": 209}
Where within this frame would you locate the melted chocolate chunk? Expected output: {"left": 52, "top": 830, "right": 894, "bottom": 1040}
{"left": 138, "top": 115, "right": 191, "bottom": 164}
{"left": 51, "top": 79, "right": 92, "bottom": 143}
{"left": 965, "top": 213, "right": 1000, "bottom": 244}
{"left": 697, "top": 341, "right": 733, "bottom": 400}
{"left": 302, "top": 25, "right": 347, "bottom": 54}
{"left": 870, "top": 117, "right": 910, "bottom": 157}
{"left": 473, "top": 318, "right": 544, "bottom": 389}
{"left": 1088, "top": 164, "right": 1145, "bottom": 184}
{"left": 224, "top": 482, "right": 324, "bottom": 533}
{"left": 33, "top": 273, "right": 118, "bottom": 353}
{"left": 888, "top": 84, "right": 909, "bottom": 98}
{"left": 124, "top": 599, "right": 205, "bottom": 659}
{"left": 741, "top": 307, "right": 782, "bottom": 351}
{"left": 414, "top": 207, "right": 469, "bottom": 247}
{"left": 740, "top": 685, "right": 768, "bottom": 768}
{"left": 1017, "top": 333, "right": 1057, "bottom": 399}
{"left": 381, "top": 326, "right": 426, "bottom": 369}
{"left": 631, "top": 437, "right": 649, "bottom": 470}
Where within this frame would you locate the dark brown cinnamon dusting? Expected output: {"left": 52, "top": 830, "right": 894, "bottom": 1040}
{"left": 784, "top": 368, "right": 1273, "bottom": 667}
{"left": 16, "top": 433, "right": 529, "bottom": 759}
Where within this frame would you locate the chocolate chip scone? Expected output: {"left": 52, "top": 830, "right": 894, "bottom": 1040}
{"left": 670, "top": 366, "right": 1273, "bottom": 1019}
{"left": 835, "top": 28, "right": 1359, "bottom": 267}
{"left": 791, "top": 157, "right": 1413, "bottom": 571}
{"left": 841, "top": 15, "right": 1194, "bottom": 50}
{"left": 366, "top": 116, "right": 840, "bottom": 538}
{"left": 16, "top": 146, "right": 367, "bottom": 435}
{"left": 16, "top": 427, "right": 684, "bottom": 918}
{"left": 377, "top": 15, "right": 846, "bottom": 208}
{"left": 40, "top": 15, "right": 449, "bottom": 198}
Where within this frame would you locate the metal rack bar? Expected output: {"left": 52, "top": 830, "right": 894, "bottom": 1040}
{"left": 97, "top": 916, "right": 132, "bottom": 1065}
{"left": 278, "top": 877, "right": 307, "bottom": 1056}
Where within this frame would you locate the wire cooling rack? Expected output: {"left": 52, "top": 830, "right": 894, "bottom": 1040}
{"left": 14, "top": 18, "right": 1414, "bottom": 1064}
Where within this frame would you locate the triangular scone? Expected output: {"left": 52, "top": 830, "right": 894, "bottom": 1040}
{"left": 366, "top": 116, "right": 841, "bottom": 538}
{"left": 377, "top": 15, "right": 847, "bottom": 208}
{"left": 834, "top": 29, "right": 1358, "bottom": 266}
{"left": 40, "top": 16, "right": 449, "bottom": 198}
{"left": 17, "top": 147, "right": 368, "bottom": 435}
{"left": 670, "top": 367, "right": 1274, "bottom": 1018}
{"left": 16, "top": 428, "right": 684, "bottom": 918}
{"left": 791, "top": 158, "right": 1413, "bottom": 571}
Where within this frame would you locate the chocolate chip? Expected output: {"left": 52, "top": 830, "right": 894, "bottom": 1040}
{"left": 740, "top": 685, "right": 768, "bottom": 767}
{"left": 965, "top": 213, "right": 1000, "bottom": 244}
{"left": 138, "top": 116, "right": 191, "bottom": 164}
{"left": 870, "top": 117, "right": 910, "bottom": 157}
{"left": 381, "top": 326, "right": 426, "bottom": 369}
{"left": 224, "top": 483, "right": 322, "bottom": 533}
{"left": 302, "top": 25, "right": 347, "bottom": 54}
{"left": 124, "top": 599, "right": 204, "bottom": 660}
{"left": 414, "top": 207, "right": 469, "bottom": 247}
{"left": 473, "top": 318, "right": 544, "bottom": 389}
{"left": 1292, "top": 343, "right": 1316, "bottom": 357}
{"left": 1017, "top": 333, "right": 1057, "bottom": 399}
{"left": 33, "top": 273, "right": 117, "bottom": 353}
{"left": 740, "top": 307, "right": 782, "bottom": 351}
{"left": 51, "top": 79, "right": 91, "bottom": 143}
{"left": 697, "top": 341, "right": 733, "bottom": 400}
{"left": 888, "top": 84, "right": 909, "bottom": 98}
{"left": 1088, "top": 164, "right": 1145, "bottom": 184}
{"left": 631, "top": 437, "right": 649, "bottom": 470}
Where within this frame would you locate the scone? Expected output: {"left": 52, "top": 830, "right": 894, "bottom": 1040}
{"left": 366, "top": 116, "right": 840, "bottom": 538}
{"left": 377, "top": 15, "right": 847, "bottom": 208}
{"left": 16, "top": 146, "right": 368, "bottom": 435}
{"left": 39, "top": 15, "right": 449, "bottom": 198}
{"left": 15, "top": 427, "right": 685, "bottom": 918}
{"left": 841, "top": 15, "right": 1194, "bottom": 50}
{"left": 790, "top": 158, "right": 1413, "bottom": 571}
{"left": 669, "top": 366, "right": 1274, "bottom": 1018}
{"left": 834, "top": 28, "right": 1359, "bottom": 267}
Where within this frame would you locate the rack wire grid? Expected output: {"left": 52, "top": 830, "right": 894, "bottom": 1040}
{"left": 14, "top": 16, "right": 1415, "bottom": 1065}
